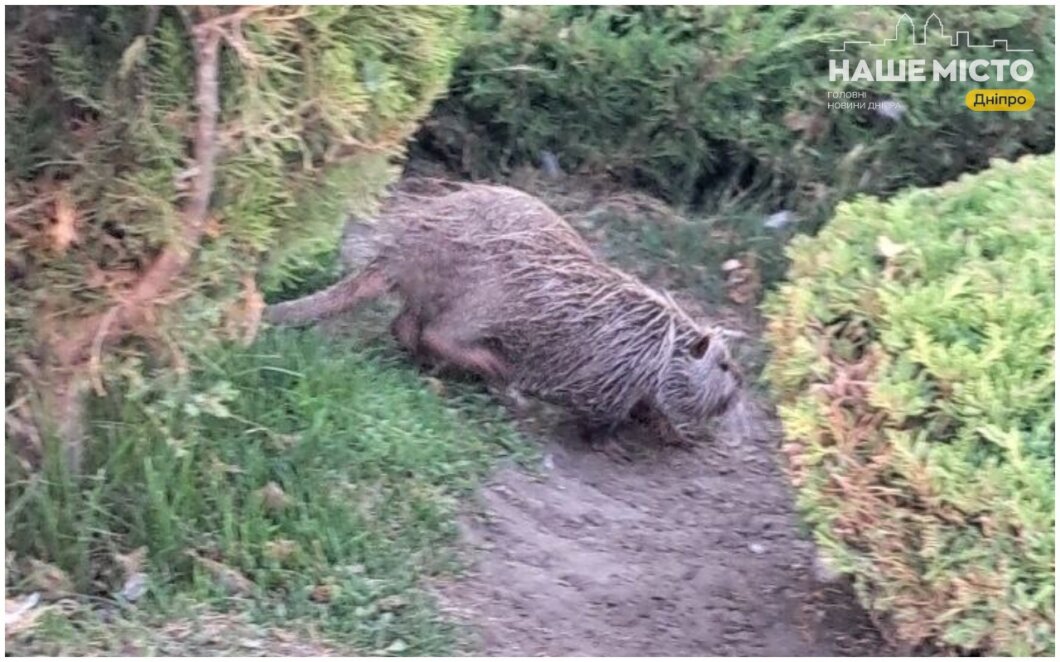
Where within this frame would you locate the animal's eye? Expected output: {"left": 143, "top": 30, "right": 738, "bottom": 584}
{"left": 719, "top": 361, "right": 730, "bottom": 373}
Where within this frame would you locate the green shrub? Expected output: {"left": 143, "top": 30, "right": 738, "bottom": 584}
{"left": 422, "top": 6, "right": 1054, "bottom": 213}
{"left": 762, "top": 154, "right": 1054, "bottom": 655}
{"left": 5, "top": 6, "right": 465, "bottom": 467}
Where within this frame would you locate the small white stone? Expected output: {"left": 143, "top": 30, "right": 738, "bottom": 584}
{"left": 119, "top": 572, "right": 148, "bottom": 602}
{"left": 764, "top": 210, "right": 796, "bottom": 230}
{"left": 538, "top": 150, "right": 563, "bottom": 179}
{"left": 813, "top": 555, "right": 842, "bottom": 583}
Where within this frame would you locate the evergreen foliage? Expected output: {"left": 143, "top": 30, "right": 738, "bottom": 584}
{"left": 5, "top": 6, "right": 465, "bottom": 466}
{"left": 422, "top": 6, "right": 1054, "bottom": 213}
{"left": 762, "top": 154, "right": 1055, "bottom": 655}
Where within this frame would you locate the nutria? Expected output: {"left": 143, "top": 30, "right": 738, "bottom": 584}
{"left": 266, "top": 179, "right": 743, "bottom": 444}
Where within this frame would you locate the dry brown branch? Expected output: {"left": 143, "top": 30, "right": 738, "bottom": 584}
{"left": 5, "top": 195, "right": 54, "bottom": 222}
{"left": 38, "top": 9, "right": 232, "bottom": 471}
{"left": 88, "top": 305, "right": 121, "bottom": 396}
{"left": 217, "top": 9, "right": 262, "bottom": 68}
{"left": 254, "top": 8, "right": 311, "bottom": 24}
{"left": 54, "top": 12, "right": 225, "bottom": 369}
{"left": 196, "top": 5, "right": 270, "bottom": 31}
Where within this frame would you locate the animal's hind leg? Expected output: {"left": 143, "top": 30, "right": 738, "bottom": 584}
{"left": 390, "top": 305, "right": 423, "bottom": 355}
{"left": 390, "top": 305, "right": 449, "bottom": 374}
{"left": 419, "top": 314, "right": 511, "bottom": 385}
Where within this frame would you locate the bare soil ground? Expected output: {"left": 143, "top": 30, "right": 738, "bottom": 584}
{"left": 434, "top": 409, "right": 890, "bottom": 656}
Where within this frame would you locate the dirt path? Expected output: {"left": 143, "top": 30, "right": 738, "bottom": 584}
{"left": 435, "top": 409, "right": 889, "bottom": 656}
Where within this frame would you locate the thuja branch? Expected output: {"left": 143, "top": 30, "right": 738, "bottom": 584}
{"left": 6, "top": 5, "right": 467, "bottom": 473}
{"left": 54, "top": 12, "right": 224, "bottom": 369}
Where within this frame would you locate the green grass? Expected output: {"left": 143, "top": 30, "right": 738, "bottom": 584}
{"left": 6, "top": 328, "right": 531, "bottom": 655}
{"left": 5, "top": 597, "right": 342, "bottom": 656}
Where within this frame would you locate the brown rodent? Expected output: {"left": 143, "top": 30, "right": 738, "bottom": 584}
{"left": 266, "top": 179, "right": 743, "bottom": 444}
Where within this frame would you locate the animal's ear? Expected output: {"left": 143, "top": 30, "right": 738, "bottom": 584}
{"left": 690, "top": 333, "right": 711, "bottom": 359}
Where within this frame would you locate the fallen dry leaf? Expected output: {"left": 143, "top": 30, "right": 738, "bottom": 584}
{"left": 114, "top": 546, "right": 147, "bottom": 576}
{"left": 268, "top": 433, "right": 301, "bottom": 451}
{"left": 48, "top": 189, "right": 79, "bottom": 253}
{"left": 377, "top": 594, "right": 408, "bottom": 612}
{"left": 187, "top": 552, "right": 254, "bottom": 596}
{"left": 26, "top": 558, "right": 73, "bottom": 597}
{"left": 724, "top": 254, "right": 762, "bottom": 305}
{"left": 309, "top": 584, "right": 335, "bottom": 603}
{"left": 783, "top": 109, "right": 812, "bottom": 132}
{"left": 210, "top": 456, "right": 245, "bottom": 476}
{"left": 258, "top": 481, "right": 290, "bottom": 512}
{"left": 272, "top": 629, "right": 295, "bottom": 643}
{"left": 204, "top": 215, "right": 223, "bottom": 239}
{"left": 5, "top": 593, "right": 44, "bottom": 637}
{"left": 423, "top": 376, "right": 446, "bottom": 396}
{"left": 264, "top": 539, "right": 299, "bottom": 563}
{"left": 223, "top": 274, "right": 266, "bottom": 347}
{"left": 239, "top": 274, "right": 265, "bottom": 346}
{"left": 113, "top": 546, "right": 150, "bottom": 603}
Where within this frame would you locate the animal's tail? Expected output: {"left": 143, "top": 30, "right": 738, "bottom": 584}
{"left": 265, "top": 267, "right": 390, "bottom": 327}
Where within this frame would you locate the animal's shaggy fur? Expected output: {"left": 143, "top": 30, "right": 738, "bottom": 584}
{"left": 266, "top": 179, "right": 743, "bottom": 443}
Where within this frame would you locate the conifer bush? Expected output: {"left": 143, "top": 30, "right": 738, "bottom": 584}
{"left": 5, "top": 6, "right": 464, "bottom": 468}
{"left": 762, "top": 154, "right": 1055, "bottom": 655}
{"left": 423, "top": 6, "right": 1054, "bottom": 212}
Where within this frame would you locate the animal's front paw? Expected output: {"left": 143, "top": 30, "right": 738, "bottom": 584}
{"left": 589, "top": 436, "right": 635, "bottom": 463}
{"left": 490, "top": 384, "right": 532, "bottom": 414}
{"left": 653, "top": 417, "right": 696, "bottom": 449}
